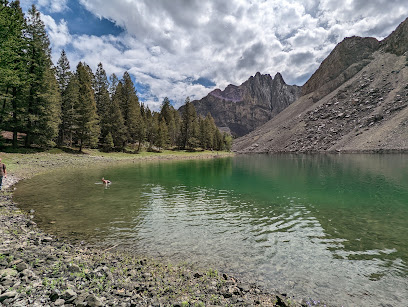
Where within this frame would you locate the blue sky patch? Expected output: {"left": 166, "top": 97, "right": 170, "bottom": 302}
{"left": 54, "top": 1, "right": 124, "bottom": 36}
{"left": 193, "top": 77, "right": 216, "bottom": 88}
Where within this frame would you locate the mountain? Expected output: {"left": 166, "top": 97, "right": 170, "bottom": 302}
{"left": 233, "top": 17, "right": 408, "bottom": 153}
{"left": 183, "top": 72, "right": 301, "bottom": 137}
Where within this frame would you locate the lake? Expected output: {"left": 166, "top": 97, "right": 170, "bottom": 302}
{"left": 14, "top": 154, "right": 408, "bottom": 306}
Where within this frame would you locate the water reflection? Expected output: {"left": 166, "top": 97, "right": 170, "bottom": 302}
{"left": 14, "top": 154, "right": 408, "bottom": 306}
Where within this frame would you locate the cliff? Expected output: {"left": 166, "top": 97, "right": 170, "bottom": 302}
{"left": 233, "top": 17, "right": 408, "bottom": 153}
{"left": 183, "top": 72, "right": 301, "bottom": 137}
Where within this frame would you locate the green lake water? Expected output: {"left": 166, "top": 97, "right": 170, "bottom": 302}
{"left": 14, "top": 154, "right": 408, "bottom": 306}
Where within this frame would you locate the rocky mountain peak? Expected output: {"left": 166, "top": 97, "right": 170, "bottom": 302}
{"left": 232, "top": 17, "right": 408, "bottom": 154}
{"left": 273, "top": 72, "right": 284, "bottom": 83}
{"left": 302, "top": 36, "right": 380, "bottom": 100}
{"left": 184, "top": 72, "right": 301, "bottom": 137}
{"left": 382, "top": 17, "right": 408, "bottom": 55}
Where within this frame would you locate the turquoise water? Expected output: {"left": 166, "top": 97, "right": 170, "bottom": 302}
{"left": 14, "top": 154, "right": 408, "bottom": 306}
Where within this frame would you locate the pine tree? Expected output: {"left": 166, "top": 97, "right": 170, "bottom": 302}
{"left": 160, "top": 97, "right": 180, "bottom": 147}
{"left": 145, "top": 107, "right": 156, "bottom": 150}
{"left": 62, "top": 75, "right": 79, "bottom": 147}
{"left": 171, "top": 108, "right": 181, "bottom": 147}
{"left": 102, "top": 132, "right": 114, "bottom": 152}
{"left": 160, "top": 97, "right": 172, "bottom": 124}
{"left": 109, "top": 73, "right": 118, "bottom": 97}
{"left": 73, "top": 62, "right": 100, "bottom": 152}
{"left": 94, "top": 63, "right": 111, "bottom": 144}
{"left": 120, "top": 72, "right": 142, "bottom": 145}
{"left": 223, "top": 132, "right": 233, "bottom": 151}
{"left": 0, "top": 0, "right": 28, "bottom": 147}
{"left": 25, "top": 5, "right": 61, "bottom": 147}
{"left": 56, "top": 49, "right": 70, "bottom": 92}
{"left": 180, "top": 97, "right": 197, "bottom": 149}
{"left": 56, "top": 49, "right": 72, "bottom": 146}
{"left": 204, "top": 113, "right": 216, "bottom": 149}
{"left": 108, "top": 92, "right": 126, "bottom": 151}
{"left": 155, "top": 118, "right": 168, "bottom": 151}
{"left": 214, "top": 128, "right": 223, "bottom": 151}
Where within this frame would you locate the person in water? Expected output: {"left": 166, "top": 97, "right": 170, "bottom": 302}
{"left": 102, "top": 177, "right": 111, "bottom": 185}
{"left": 0, "top": 158, "right": 6, "bottom": 190}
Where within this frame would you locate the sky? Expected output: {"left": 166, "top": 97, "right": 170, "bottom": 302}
{"left": 20, "top": 0, "right": 408, "bottom": 110}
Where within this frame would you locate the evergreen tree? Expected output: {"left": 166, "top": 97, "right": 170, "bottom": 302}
{"left": 180, "top": 97, "right": 197, "bottom": 149}
{"left": 188, "top": 116, "right": 200, "bottom": 150}
{"left": 204, "top": 113, "right": 216, "bottom": 149}
{"left": 102, "top": 131, "right": 114, "bottom": 152}
{"left": 167, "top": 116, "right": 177, "bottom": 147}
{"left": 155, "top": 118, "right": 168, "bottom": 151}
{"left": 109, "top": 73, "right": 118, "bottom": 96}
{"left": 160, "top": 97, "right": 172, "bottom": 124}
{"left": 0, "top": 0, "right": 28, "bottom": 147}
{"left": 56, "top": 49, "right": 70, "bottom": 92}
{"left": 223, "top": 132, "right": 233, "bottom": 151}
{"left": 62, "top": 75, "right": 79, "bottom": 147}
{"left": 25, "top": 5, "right": 61, "bottom": 147}
{"left": 214, "top": 128, "right": 223, "bottom": 151}
{"left": 171, "top": 108, "right": 181, "bottom": 147}
{"left": 160, "top": 97, "right": 179, "bottom": 147}
{"left": 73, "top": 62, "right": 100, "bottom": 151}
{"left": 56, "top": 49, "right": 72, "bottom": 146}
{"left": 94, "top": 63, "right": 111, "bottom": 143}
{"left": 145, "top": 107, "right": 157, "bottom": 150}
{"left": 119, "top": 72, "right": 142, "bottom": 145}
{"left": 108, "top": 92, "right": 126, "bottom": 151}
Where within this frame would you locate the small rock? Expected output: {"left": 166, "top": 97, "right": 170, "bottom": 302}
{"left": 1, "top": 277, "right": 15, "bottom": 288}
{"left": 26, "top": 220, "right": 36, "bottom": 227}
{"left": 0, "top": 291, "right": 17, "bottom": 302}
{"left": 74, "top": 292, "right": 89, "bottom": 306}
{"left": 9, "top": 259, "right": 23, "bottom": 267}
{"left": 43, "top": 236, "right": 53, "bottom": 242}
{"left": 0, "top": 268, "right": 18, "bottom": 277}
{"left": 228, "top": 286, "right": 241, "bottom": 295}
{"left": 193, "top": 272, "right": 203, "bottom": 278}
{"left": 15, "top": 262, "right": 28, "bottom": 272}
{"left": 49, "top": 289, "right": 60, "bottom": 302}
{"left": 54, "top": 298, "right": 65, "bottom": 306}
{"left": 87, "top": 293, "right": 103, "bottom": 307}
{"left": 62, "top": 289, "right": 77, "bottom": 302}
{"left": 21, "top": 269, "right": 36, "bottom": 279}
{"left": 68, "top": 263, "right": 81, "bottom": 273}
{"left": 238, "top": 283, "right": 250, "bottom": 293}
{"left": 276, "top": 295, "right": 287, "bottom": 306}
{"left": 142, "top": 272, "right": 151, "bottom": 279}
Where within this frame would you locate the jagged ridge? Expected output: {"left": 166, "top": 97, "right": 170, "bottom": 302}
{"left": 233, "top": 17, "right": 408, "bottom": 153}
{"left": 185, "top": 72, "right": 301, "bottom": 137}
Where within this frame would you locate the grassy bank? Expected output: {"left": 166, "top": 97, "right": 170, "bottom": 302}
{"left": 0, "top": 150, "right": 303, "bottom": 307}
{"left": 1, "top": 149, "right": 233, "bottom": 184}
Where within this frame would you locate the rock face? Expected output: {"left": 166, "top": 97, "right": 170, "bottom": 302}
{"left": 233, "top": 17, "right": 408, "bottom": 153}
{"left": 302, "top": 36, "right": 380, "bottom": 101}
{"left": 185, "top": 72, "right": 301, "bottom": 137}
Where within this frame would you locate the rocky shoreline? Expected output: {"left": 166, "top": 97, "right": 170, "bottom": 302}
{"left": 0, "top": 152, "right": 303, "bottom": 307}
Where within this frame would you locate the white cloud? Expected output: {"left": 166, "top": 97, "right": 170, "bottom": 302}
{"left": 41, "top": 15, "right": 71, "bottom": 49}
{"left": 43, "top": 0, "right": 408, "bottom": 110}
{"left": 21, "top": 0, "right": 68, "bottom": 13}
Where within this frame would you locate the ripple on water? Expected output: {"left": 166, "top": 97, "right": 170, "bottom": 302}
{"left": 13, "top": 154, "right": 408, "bottom": 306}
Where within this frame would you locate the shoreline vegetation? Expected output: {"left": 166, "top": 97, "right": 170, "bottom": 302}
{"left": 0, "top": 150, "right": 304, "bottom": 307}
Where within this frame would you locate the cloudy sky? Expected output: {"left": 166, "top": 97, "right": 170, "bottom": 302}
{"left": 20, "top": 0, "right": 408, "bottom": 109}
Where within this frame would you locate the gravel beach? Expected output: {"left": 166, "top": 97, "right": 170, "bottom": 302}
{"left": 0, "top": 151, "right": 302, "bottom": 307}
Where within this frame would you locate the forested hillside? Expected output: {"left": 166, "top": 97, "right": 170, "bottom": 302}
{"left": 0, "top": 1, "right": 231, "bottom": 152}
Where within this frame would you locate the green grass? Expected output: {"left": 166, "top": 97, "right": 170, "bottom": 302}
{"left": 0, "top": 148, "right": 233, "bottom": 180}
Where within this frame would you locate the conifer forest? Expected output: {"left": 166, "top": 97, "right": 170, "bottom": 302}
{"left": 0, "top": 1, "right": 232, "bottom": 152}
